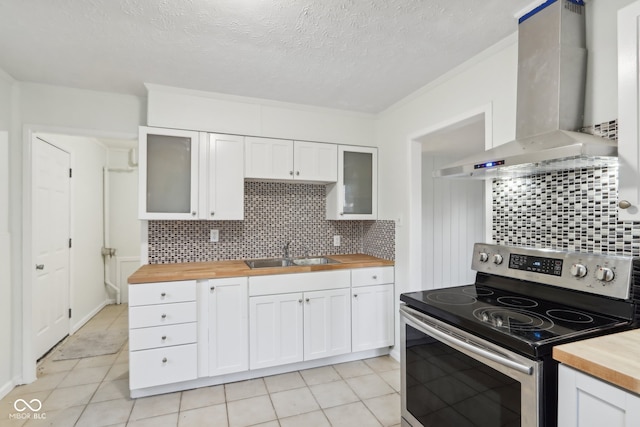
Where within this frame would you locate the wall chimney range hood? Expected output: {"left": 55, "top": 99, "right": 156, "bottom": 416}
{"left": 434, "top": 0, "right": 617, "bottom": 179}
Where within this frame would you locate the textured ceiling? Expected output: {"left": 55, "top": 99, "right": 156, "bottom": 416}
{"left": 0, "top": 0, "right": 532, "bottom": 113}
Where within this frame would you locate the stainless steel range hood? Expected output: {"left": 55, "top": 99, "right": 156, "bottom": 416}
{"left": 434, "top": 0, "right": 617, "bottom": 179}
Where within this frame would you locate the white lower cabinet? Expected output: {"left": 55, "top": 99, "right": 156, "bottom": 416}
{"left": 303, "top": 288, "right": 351, "bottom": 361}
{"left": 203, "top": 277, "right": 249, "bottom": 376}
{"left": 249, "top": 292, "right": 304, "bottom": 369}
{"left": 352, "top": 284, "right": 394, "bottom": 352}
{"left": 558, "top": 364, "right": 640, "bottom": 427}
{"left": 129, "top": 280, "right": 198, "bottom": 390}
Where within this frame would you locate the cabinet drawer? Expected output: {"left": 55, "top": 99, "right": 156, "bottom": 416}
{"left": 249, "top": 270, "right": 351, "bottom": 296}
{"left": 129, "top": 322, "right": 197, "bottom": 351}
{"left": 129, "top": 344, "right": 197, "bottom": 389}
{"left": 351, "top": 267, "right": 394, "bottom": 287}
{"left": 129, "top": 280, "right": 196, "bottom": 306}
{"left": 129, "top": 302, "right": 196, "bottom": 329}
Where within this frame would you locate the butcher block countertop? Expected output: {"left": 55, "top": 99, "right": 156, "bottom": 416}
{"left": 128, "top": 254, "right": 394, "bottom": 284}
{"left": 553, "top": 329, "right": 640, "bottom": 394}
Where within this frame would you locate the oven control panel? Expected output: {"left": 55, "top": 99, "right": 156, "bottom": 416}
{"left": 472, "top": 243, "right": 633, "bottom": 300}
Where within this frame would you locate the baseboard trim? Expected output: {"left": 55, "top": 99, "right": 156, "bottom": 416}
{"left": 70, "top": 300, "right": 109, "bottom": 334}
{"left": 0, "top": 378, "right": 15, "bottom": 400}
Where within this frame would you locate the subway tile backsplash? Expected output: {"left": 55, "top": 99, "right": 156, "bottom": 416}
{"left": 493, "top": 119, "right": 640, "bottom": 256}
{"left": 148, "top": 181, "right": 395, "bottom": 263}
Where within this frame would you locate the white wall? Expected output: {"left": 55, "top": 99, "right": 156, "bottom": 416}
{"left": 39, "top": 133, "right": 110, "bottom": 331}
{"left": 107, "top": 147, "right": 140, "bottom": 303}
{"left": 422, "top": 155, "right": 484, "bottom": 289}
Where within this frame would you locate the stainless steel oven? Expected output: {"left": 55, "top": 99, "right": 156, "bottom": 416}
{"left": 400, "top": 243, "right": 639, "bottom": 427}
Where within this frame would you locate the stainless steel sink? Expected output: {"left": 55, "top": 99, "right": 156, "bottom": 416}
{"left": 245, "top": 257, "right": 339, "bottom": 269}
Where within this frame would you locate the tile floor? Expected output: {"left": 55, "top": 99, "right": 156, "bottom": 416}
{"left": 1, "top": 304, "right": 401, "bottom": 427}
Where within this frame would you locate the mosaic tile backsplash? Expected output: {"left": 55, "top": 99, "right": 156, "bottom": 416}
{"left": 493, "top": 119, "right": 640, "bottom": 256}
{"left": 148, "top": 182, "right": 395, "bottom": 263}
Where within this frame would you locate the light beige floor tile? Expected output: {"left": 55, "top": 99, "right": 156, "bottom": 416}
{"left": 333, "top": 360, "right": 375, "bottom": 379}
{"left": 75, "top": 398, "right": 134, "bottom": 427}
{"left": 57, "top": 366, "right": 110, "bottom": 388}
{"left": 7, "top": 372, "right": 67, "bottom": 396}
{"left": 129, "top": 392, "right": 181, "bottom": 421}
{"left": 363, "top": 393, "right": 401, "bottom": 427}
{"left": 346, "top": 374, "right": 395, "bottom": 400}
{"left": 279, "top": 410, "right": 330, "bottom": 427}
{"left": 226, "top": 395, "right": 276, "bottom": 427}
{"left": 128, "top": 413, "right": 179, "bottom": 427}
{"left": 91, "top": 379, "right": 130, "bottom": 403}
{"left": 379, "top": 370, "right": 400, "bottom": 392}
{"left": 22, "top": 404, "right": 84, "bottom": 427}
{"left": 264, "top": 372, "right": 306, "bottom": 393}
{"left": 225, "top": 378, "right": 267, "bottom": 402}
{"left": 324, "top": 401, "right": 382, "bottom": 427}
{"left": 0, "top": 415, "right": 27, "bottom": 427}
{"left": 43, "top": 382, "right": 100, "bottom": 411}
{"left": 299, "top": 366, "right": 341, "bottom": 386}
{"left": 309, "top": 380, "right": 359, "bottom": 409}
{"left": 114, "top": 351, "right": 129, "bottom": 365}
{"left": 0, "top": 390, "right": 52, "bottom": 425}
{"left": 250, "top": 422, "right": 279, "bottom": 427}
{"left": 363, "top": 356, "right": 400, "bottom": 373}
{"left": 37, "top": 358, "right": 79, "bottom": 376}
{"left": 179, "top": 404, "right": 227, "bottom": 427}
{"left": 180, "top": 385, "right": 225, "bottom": 411}
{"left": 75, "top": 353, "right": 119, "bottom": 369}
{"left": 104, "top": 363, "right": 129, "bottom": 382}
{"left": 270, "top": 387, "right": 319, "bottom": 419}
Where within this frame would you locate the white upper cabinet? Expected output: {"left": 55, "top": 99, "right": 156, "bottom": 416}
{"left": 244, "top": 136, "right": 337, "bottom": 182}
{"left": 139, "top": 126, "right": 200, "bottom": 220}
{"left": 617, "top": 0, "right": 640, "bottom": 221}
{"left": 199, "top": 133, "right": 245, "bottom": 220}
{"left": 326, "top": 145, "right": 378, "bottom": 220}
{"left": 139, "top": 127, "right": 244, "bottom": 220}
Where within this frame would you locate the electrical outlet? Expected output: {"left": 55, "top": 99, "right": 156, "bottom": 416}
{"left": 210, "top": 229, "right": 219, "bottom": 243}
{"left": 333, "top": 235, "right": 341, "bottom": 247}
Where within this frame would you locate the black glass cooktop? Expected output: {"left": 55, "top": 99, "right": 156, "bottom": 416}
{"left": 401, "top": 284, "right": 630, "bottom": 358}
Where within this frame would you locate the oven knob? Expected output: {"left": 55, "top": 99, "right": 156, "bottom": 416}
{"left": 492, "top": 254, "right": 503, "bottom": 265}
{"left": 570, "top": 263, "right": 587, "bottom": 278}
{"left": 596, "top": 267, "right": 615, "bottom": 282}
{"left": 479, "top": 252, "right": 489, "bottom": 263}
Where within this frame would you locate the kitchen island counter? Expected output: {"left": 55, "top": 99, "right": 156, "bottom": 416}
{"left": 128, "top": 254, "right": 394, "bottom": 284}
{"left": 553, "top": 328, "right": 640, "bottom": 394}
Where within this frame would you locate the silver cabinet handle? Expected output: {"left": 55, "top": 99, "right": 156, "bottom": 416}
{"left": 210, "top": 286, "right": 215, "bottom": 291}
{"left": 162, "top": 357, "right": 167, "bottom": 363}
{"left": 210, "top": 211, "right": 215, "bottom": 216}
{"left": 305, "top": 298, "right": 310, "bottom": 303}
{"left": 161, "top": 336, "right": 167, "bottom": 341}
{"left": 191, "top": 211, "right": 196, "bottom": 216}
{"left": 161, "top": 314, "right": 167, "bottom": 319}
{"left": 160, "top": 292, "right": 166, "bottom": 298}
{"left": 353, "top": 294, "right": 358, "bottom": 298}
{"left": 372, "top": 275, "right": 378, "bottom": 280}
{"left": 619, "top": 200, "right": 632, "bottom": 209}
{"left": 298, "top": 299, "right": 303, "bottom": 303}
{"left": 296, "top": 171, "right": 300, "bottom": 176}
{"left": 35, "top": 264, "right": 44, "bottom": 270}
{"left": 289, "top": 171, "right": 294, "bottom": 176}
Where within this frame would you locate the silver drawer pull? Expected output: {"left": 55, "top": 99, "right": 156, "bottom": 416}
{"left": 372, "top": 275, "right": 378, "bottom": 280}
{"left": 161, "top": 336, "right": 167, "bottom": 341}
{"left": 354, "top": 294, "right": 358, "bottom": 298}
{"left": 305, "top": 298, "right": 310, "bottom": 303}
{"left": 298, "top": 299, "right": 303, "bottom": 303}
{"left": 162, "top": 357, "right": 167, "bottom": 363}
{"left": 210, "top": 286, "right": 215, "bottom": 291}
{"left": 160, "top": 292, "right": 166, "bottom": 298}
{"left": 161, "top": 314, "right": 167, "bottom": 319}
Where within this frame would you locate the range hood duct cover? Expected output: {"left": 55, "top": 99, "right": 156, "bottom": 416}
{"left": 434, "top": 0, "right": 617, "bottom": 179}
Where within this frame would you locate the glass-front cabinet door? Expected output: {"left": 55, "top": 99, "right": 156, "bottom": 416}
{"left": 326, "top": 145, "right": 377, "bottom": 220}
{"left": 139, "top": 126, "right": 200, "bottom": 220}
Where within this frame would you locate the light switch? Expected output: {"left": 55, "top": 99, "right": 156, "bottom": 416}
{"left": 210, "top": 229, "right": 219, "bottom": 243}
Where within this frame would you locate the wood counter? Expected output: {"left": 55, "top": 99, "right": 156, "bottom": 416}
{"left": 553, "top": 329, "right": 640, "bottom": 394}
{"left": 128, "top": 254, "right": 394, "bottom": 284}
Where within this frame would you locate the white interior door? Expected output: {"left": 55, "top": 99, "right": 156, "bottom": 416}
{"left": 33, "top": 136, "right": 71, "bottom": 359}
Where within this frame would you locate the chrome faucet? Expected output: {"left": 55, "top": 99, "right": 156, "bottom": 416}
{"left": 283, "top": 241, "right": 291, "bottom": 259}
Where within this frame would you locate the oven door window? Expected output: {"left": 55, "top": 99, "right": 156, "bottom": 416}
{"left": 406, "top": 324, "right": 521, "bottom": 426}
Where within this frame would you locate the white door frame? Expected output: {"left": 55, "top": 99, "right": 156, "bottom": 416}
{"left": 21, "top": 124, "right": 136, "bottom": 383}
{"left": 406, "top": 103, "right": 494, "bottom": 294}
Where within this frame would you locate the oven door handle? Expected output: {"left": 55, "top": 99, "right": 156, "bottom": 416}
{"left": 401, "top": 306, "right": 533, "bottom": 375}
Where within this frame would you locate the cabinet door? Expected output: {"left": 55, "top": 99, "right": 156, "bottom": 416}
{"left": 139, "top": 126, "right": 200, "bottom": 220}
{"left": 303, "top": 288, "right": 351, "bottom": 361}
{"left": 244, "top": 137, "right": 293, "bottom": 180}
{"left": 207, "top": 278, "right": 249, "bottom": 376}
{"left": 201, "top": 133, "right": 245, "bottom": 220}
{"left": 249, "top": 293, "right": 303, "bottom": 369}
{"left": 294, "top": 141, "right": 337, "bottom": 182}
{"left": 352, "top": 284, "right": 394, "bottom": 352}
{"left": 618, "top": 1, "right": 640, "bottom": 220}
{"left": 326, "top": 145, "right": 378, "bottom": 220}
{"left": 558, "top": 364, "right": 640, "bottom": 427}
